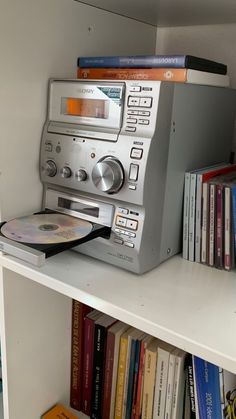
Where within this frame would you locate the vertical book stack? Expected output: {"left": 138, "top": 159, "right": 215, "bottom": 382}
{"left": 183, "top": 162, "right": 236, "bottom": 270}
{"left": 70, "top": 300, "right": 236, "bottom": 418}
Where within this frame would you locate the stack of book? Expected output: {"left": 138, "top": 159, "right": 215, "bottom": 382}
{"left": 183, "top": 162, "right": 236, "bottom": 270}
{"left": 70, "top": 301, "right": 236, "bottom": 418}
{"left": 77, "top": 54, "right": 229, "bottom": 87}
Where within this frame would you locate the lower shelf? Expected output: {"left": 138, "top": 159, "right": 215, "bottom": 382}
{"left": 1, "top": 251, "right": 236, "bottom": 374}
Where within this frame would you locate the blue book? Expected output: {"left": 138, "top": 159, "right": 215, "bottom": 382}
{"left": 193, "top": 356, "right": 221, "bottom": 419}
{"left": 77, "top": 55, "right": 227, "bottom": 74}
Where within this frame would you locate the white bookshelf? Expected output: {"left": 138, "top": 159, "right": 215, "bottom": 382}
{"left": 1, "top": 251, "right": 236, "bottom": 374}
{"left": 1, "top": 0, "right": 236, "bottom": 418}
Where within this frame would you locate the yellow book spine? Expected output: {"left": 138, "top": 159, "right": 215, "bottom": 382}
{"left": 114, "top": 335, "right": 128, "bottom": 419}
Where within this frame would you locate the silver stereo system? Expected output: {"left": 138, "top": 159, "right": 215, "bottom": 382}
{"left": 1, "top": 79, "right": 236, "bottom": 273}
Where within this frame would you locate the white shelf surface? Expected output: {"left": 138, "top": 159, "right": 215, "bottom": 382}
{"left": 1, "top": 251, "right": 236, "bottom": 373}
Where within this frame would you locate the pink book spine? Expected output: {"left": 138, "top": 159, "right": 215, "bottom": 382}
{"left": 216, "top": 184, "right": 224, "bottom": 268}
{"left": 82, "top": 316, "right": 95, "bottom": 415}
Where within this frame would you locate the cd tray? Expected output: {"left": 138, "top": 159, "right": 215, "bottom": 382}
{"left": 0, "top": 210, "right": 111, "bottom": 266}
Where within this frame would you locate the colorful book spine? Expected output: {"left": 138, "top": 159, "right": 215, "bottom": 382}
{"left": 82, "top": 311, "right": 101, "bottom": 415}
{"left": 77, "top": 68, "right": 229, "bottom": 87}
{"left": 165, "top": 351, "right": 176, "bottom": 419}
{"left": 172, "top": 350, "right": 186, "bottom": 419}
{"left": 134, "top": 337, "right": 146, "bottom": 419}
{"left": 131, "top": 338, "right": 142, "bottom": 419}
{"left": 126, "top": 338, "right": 137, "bottom": 419}
{"left": 115, "top": 333, "right": 129, "bottom": 419}
{"left": 91, "top": 318, "right": 116, "bottom": 419}
{"left": 208, "top": 183, "right": 216, "bottom": 267}
{"left": 70, "top": 300, "right": 92, "bottom": 411}
{"left": 193, "top": 356, "right": 221, "bottom": 419}
{"left": 185, "top": 354, "right": 197, "bottom": 418}
{"left": 232, "top": 185, "right": 236, "bottom": 257}
{"left": 215, "top": 184, "right": 224, "bottom": 269}
{"left": 77, "top": 55, "right": 227, "bottom": 74}
{"left": 224, "top": 186, "right": 232, "bottom": 270}
{"left": 102, "top": 328, "right": 116, "bottom": 419}
{"left": 182, "top": 172, "right": 191, "bottom": 260}
{"left": 141, "top": 339, "right": 158, "bottom": 419}
{"left": 153, "top": 344, "right": 171, "bottom": 419}
{"left": 189, "top": 173, "right": 197, "bottom": 261}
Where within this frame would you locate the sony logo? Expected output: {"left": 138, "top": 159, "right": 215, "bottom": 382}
{"left": 77, "top": 88, "right": 94, "bottom": 94}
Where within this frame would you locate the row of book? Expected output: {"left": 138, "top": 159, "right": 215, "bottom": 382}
{"left": 70, "top": 301, "right": 236, "bottom": 418}
{"left": 183, "top": 162, "right": 236, "bottom": 270}
{"left": 76, "top": 54, "right": 230, "bottom": 87}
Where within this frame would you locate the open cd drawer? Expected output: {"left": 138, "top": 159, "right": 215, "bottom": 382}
{"left": 0, "top": 210, "right": 111, "bottom": 266}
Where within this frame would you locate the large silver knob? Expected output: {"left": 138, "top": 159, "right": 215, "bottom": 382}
{"left": 92, "top": 157, "right": 124, "bottom": 193}
{"left": 44, "top": 160, "right": 57, "bottom": 177}
{"left": 60, "top": 166, "right": 72, "bottom": 178}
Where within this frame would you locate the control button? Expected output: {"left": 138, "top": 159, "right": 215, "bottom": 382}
{"left": 128, "top": 110, "right": 139, "bottom": 115}
{"left": 128, "top": 96, "right": 140, "bottom": 107}
{"left": 129, "top": 164, "right": 139, "bottom": 181}
{"left": 45, "top": 143, "right": 52, "bottom": 152}
{"left": 125, "top": 126, "right": 136, "bottom": 132}
{"left": 60, "top": 166, "right": 72, "bottom": 178}
{"left": 115, "top": 228, "right": 123, "bottom": 234}
{"left": 130, "top": 86, "right": 141, "bottom": 92}
{"left": 130, "top": 148, "right": 143, "bottom": 159}
{"left": 118, "top": 207, "right": 129, "bottom": 215}
{"left": 75, "top": 169, "right": 87, "bottom": 181}
{"left": 140, "top": 97, "right": 152, "bottom": 108}
{"left": 126, "top": 118, "right": 137, "bottom": 124}
{"left": 138, "top": 111, "right": 150, "bottom": 116}
{"left": 129, "top": 184, "right": 136, "bottom": 190}
{"left": 125, "top": 231, "right": 136, "bottom": 238}
{"left": 124, "top": 241, "right": 135, "bottom": 248}
{"left": 126, "top": 219, "right": 138, "bottom": 230}
{"left": 56, "top": 145, "right": 61, "bottom": 153}
{"left": 138, "top": 119, "right": 149, "bottom": 125}
{"left": 44, "top": 160, "right": 57, "bottom": 177}
{"left": 114, "top": 238, "right": 124, "bottom": 245}
{"left": 116, "top": 216, "right": 127, "bottom": 227}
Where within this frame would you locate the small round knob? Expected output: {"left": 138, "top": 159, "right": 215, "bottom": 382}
{"left": 75, "top": 169, "right": 87, "bottom": 182}
{"left": 60, "top": 166, "right": 72, "bottom": 178}
{"left": 44, "top": 160, "right": 57, "bottom": 177}
{"left": 92, "top": 157, "right": 124, "bottom": 193}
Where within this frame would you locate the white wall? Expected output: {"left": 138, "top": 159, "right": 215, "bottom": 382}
{"left": 156, "top": 23, "right": 236, "bottom": 88}
{"left": 0, "top": 0, "right": 156, "bottom": 220}
{"left": 155, "top": 23, "right": 236, "bottom": 154}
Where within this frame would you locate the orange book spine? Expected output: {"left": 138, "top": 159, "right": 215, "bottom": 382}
{"left": 77, "top": 67, "right": 188, "bottom": 81}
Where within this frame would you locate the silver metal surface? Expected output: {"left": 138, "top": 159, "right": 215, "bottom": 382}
{"left": 0, "top": 236, "right": 45, "bottom": 266}
{"left": 92, "top": 158, "right": 124, "bottom": 193}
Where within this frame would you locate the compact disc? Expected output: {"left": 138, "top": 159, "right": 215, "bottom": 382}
{"left": 1, "top": 213, "right": 93, "bottom": 244}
